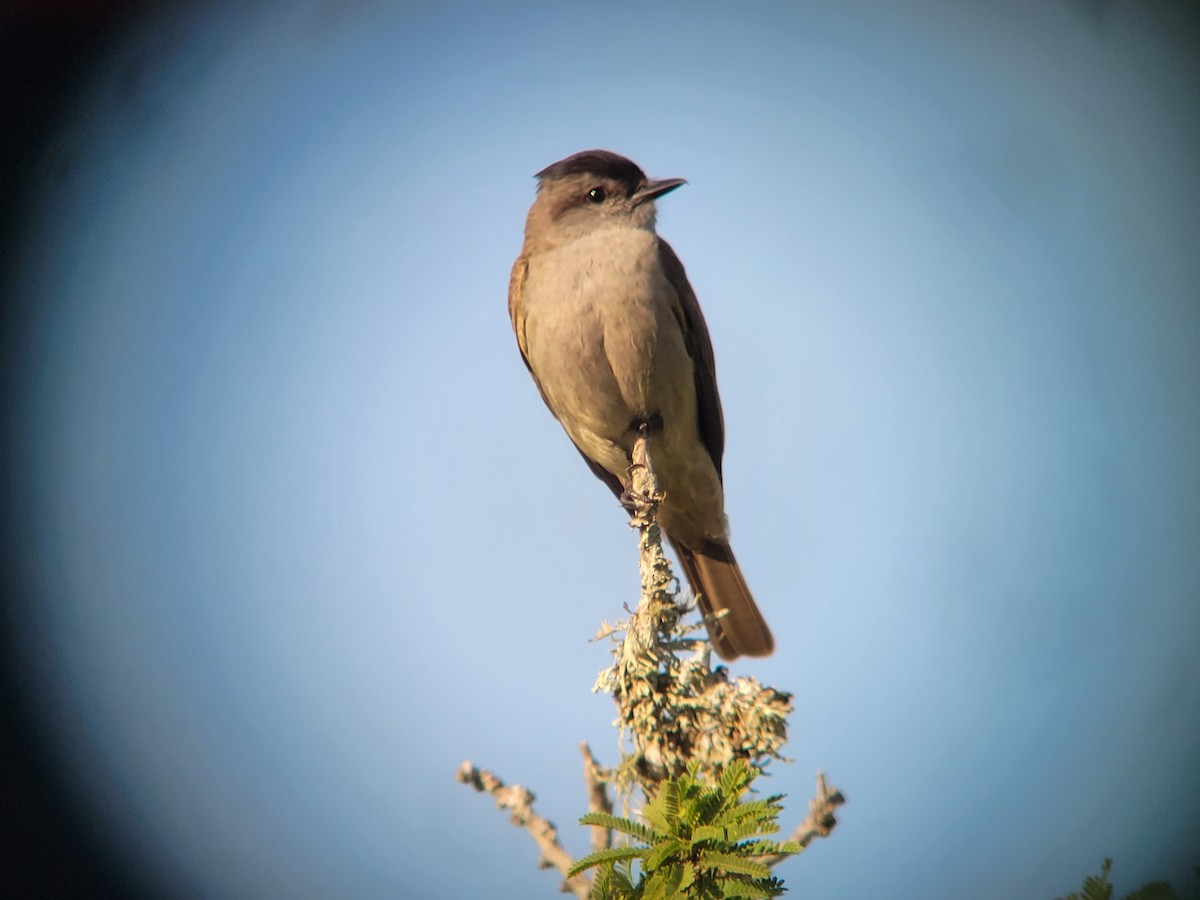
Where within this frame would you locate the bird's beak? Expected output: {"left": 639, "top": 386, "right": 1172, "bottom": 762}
{"left": 631, "top": 177, "right": 687, "bottom": 206}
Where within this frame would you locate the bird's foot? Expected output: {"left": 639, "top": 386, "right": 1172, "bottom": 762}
{"left": 621, "top": 462, "right": 664, "bottom": 510}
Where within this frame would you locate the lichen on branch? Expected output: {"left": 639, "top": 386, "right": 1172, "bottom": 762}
{"left": 592, "top": 431, "right": 792, "bottom": 796}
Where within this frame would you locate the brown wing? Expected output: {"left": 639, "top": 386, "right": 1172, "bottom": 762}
{"left": 508, "top": 255, "right": 533, "bottom": 367}
{"left": 657, "top": 238, "right": 726, "bottom": 479}
{"left": 508, "top": 252, "right": 625, "bottom": 499}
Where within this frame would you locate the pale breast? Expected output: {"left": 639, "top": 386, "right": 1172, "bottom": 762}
{"left": 522, "top": 226, "right": 688, "bottom": 430}
{"left": 520, "top": 225, "right": 724, "bottom": 537}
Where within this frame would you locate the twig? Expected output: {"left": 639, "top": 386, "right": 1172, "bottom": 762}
{"left": 455, "top": 760, "right": 591, "bottom": 898}
{"left": 580, "top": 741, "right": 613, "bottom": 852}
{"left": 760, "top": 772, "right": 846, "bottom": 867}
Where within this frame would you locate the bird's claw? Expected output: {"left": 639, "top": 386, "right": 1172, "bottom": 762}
{"left": 620, "top": 484, "right": 664, "bottom": 512}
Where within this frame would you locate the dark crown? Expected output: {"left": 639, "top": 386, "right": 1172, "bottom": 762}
{"left": 535, "top": 150, "right": 646, "bottom": 194}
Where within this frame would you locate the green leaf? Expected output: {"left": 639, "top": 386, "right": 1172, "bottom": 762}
{"left": 590, "top": 864, "right": 636, "bottom": 900}
{"left": 722, "top": 819, "right": 780, "bottom": 843}
{"left": 718, "top": 799, "right": 778, "bottom": 826}
{"left": 1058, "top": 858, "right": 1186, "bottom": 900}
{"left": 575, "top": 758, "right": 801, "bottom": 897}
{"left": 568, "top": 845, "right": 648, "bottom": 878}
{"left": 739, "top": 838, "right": 803, "bottom": 857}
{"left": 691, "top": 824, "right": 726, "bottom": 844}
{"left": 648, "top": 781, "right": 681, "bottom": 831}
{"left": 695, "top": 850, "right": 772, "bottom": 879}
{"left": 723, "top": 879, "right": 785, "bottom": 899}
{"left": 686, "top": 789, "right": 723, "bottom": 826}
{"left": 1081, "top": 872, "right": 1114, "bottom": 900}
{"left": 579, "top": 811, "right": 655, "bottom": 843}
{"left": 678, "top": 864, "right": 696, "bottom": 892}
{"left": 1122, "top": 883, "right": 1180, "bottom": 900}
{"left": 643, "top": 838, "right": 683, "bottom": 872}
{"left": 719, "top": 760, "right": 752, "bottom": 796}
{"left": 642, "top": 862, "right": 685, "bottom": 900}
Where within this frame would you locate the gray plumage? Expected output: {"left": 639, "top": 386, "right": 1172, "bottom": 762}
{"left": 509, "top": 149, "right": 773, "bottom": 660}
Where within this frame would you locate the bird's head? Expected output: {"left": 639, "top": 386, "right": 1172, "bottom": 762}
{"left": 523, "top": 149, "right": 686, "bottom": 250}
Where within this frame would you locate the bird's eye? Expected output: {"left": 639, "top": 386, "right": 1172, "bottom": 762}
{"left": 586, "top": 187, "right": 606, "bottom": 204}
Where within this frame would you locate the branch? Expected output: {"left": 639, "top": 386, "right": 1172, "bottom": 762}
{"left": 761, "top": 771, "right": 847, "bottom": 867}
{"left": 593, "top": 430, "right": 792, "bottom": 796}
{"left": 462, "top": 432, "right": 845, "bottom": 890}
{"left": 580, "top": 741, "right": 613, "bottom": 852}
{"left": 455, "top": 760, "right": 591, "bottom": 898}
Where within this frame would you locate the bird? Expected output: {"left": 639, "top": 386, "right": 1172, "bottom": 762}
{"left": 507, "top": 149, "right": 773, "bottom": 661}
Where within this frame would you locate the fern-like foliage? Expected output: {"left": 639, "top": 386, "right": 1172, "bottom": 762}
{"left": 569, "top": 760, "right": 802, "bottom": 899}
{"left": 1054, "top": 858, "right": 1190, "bottom": 900}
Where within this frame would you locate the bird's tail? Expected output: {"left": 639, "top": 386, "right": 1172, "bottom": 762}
{"left": 669, "top": 537, "right": 774, "bottom": 661}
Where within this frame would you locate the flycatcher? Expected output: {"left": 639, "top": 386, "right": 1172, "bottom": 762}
{"left": 508, "top": 149, "right": 773, "bottom": 660}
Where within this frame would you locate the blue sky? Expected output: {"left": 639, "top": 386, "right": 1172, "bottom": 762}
{"left": 7, "top": 1, "right": 1199, "bottom": 897}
